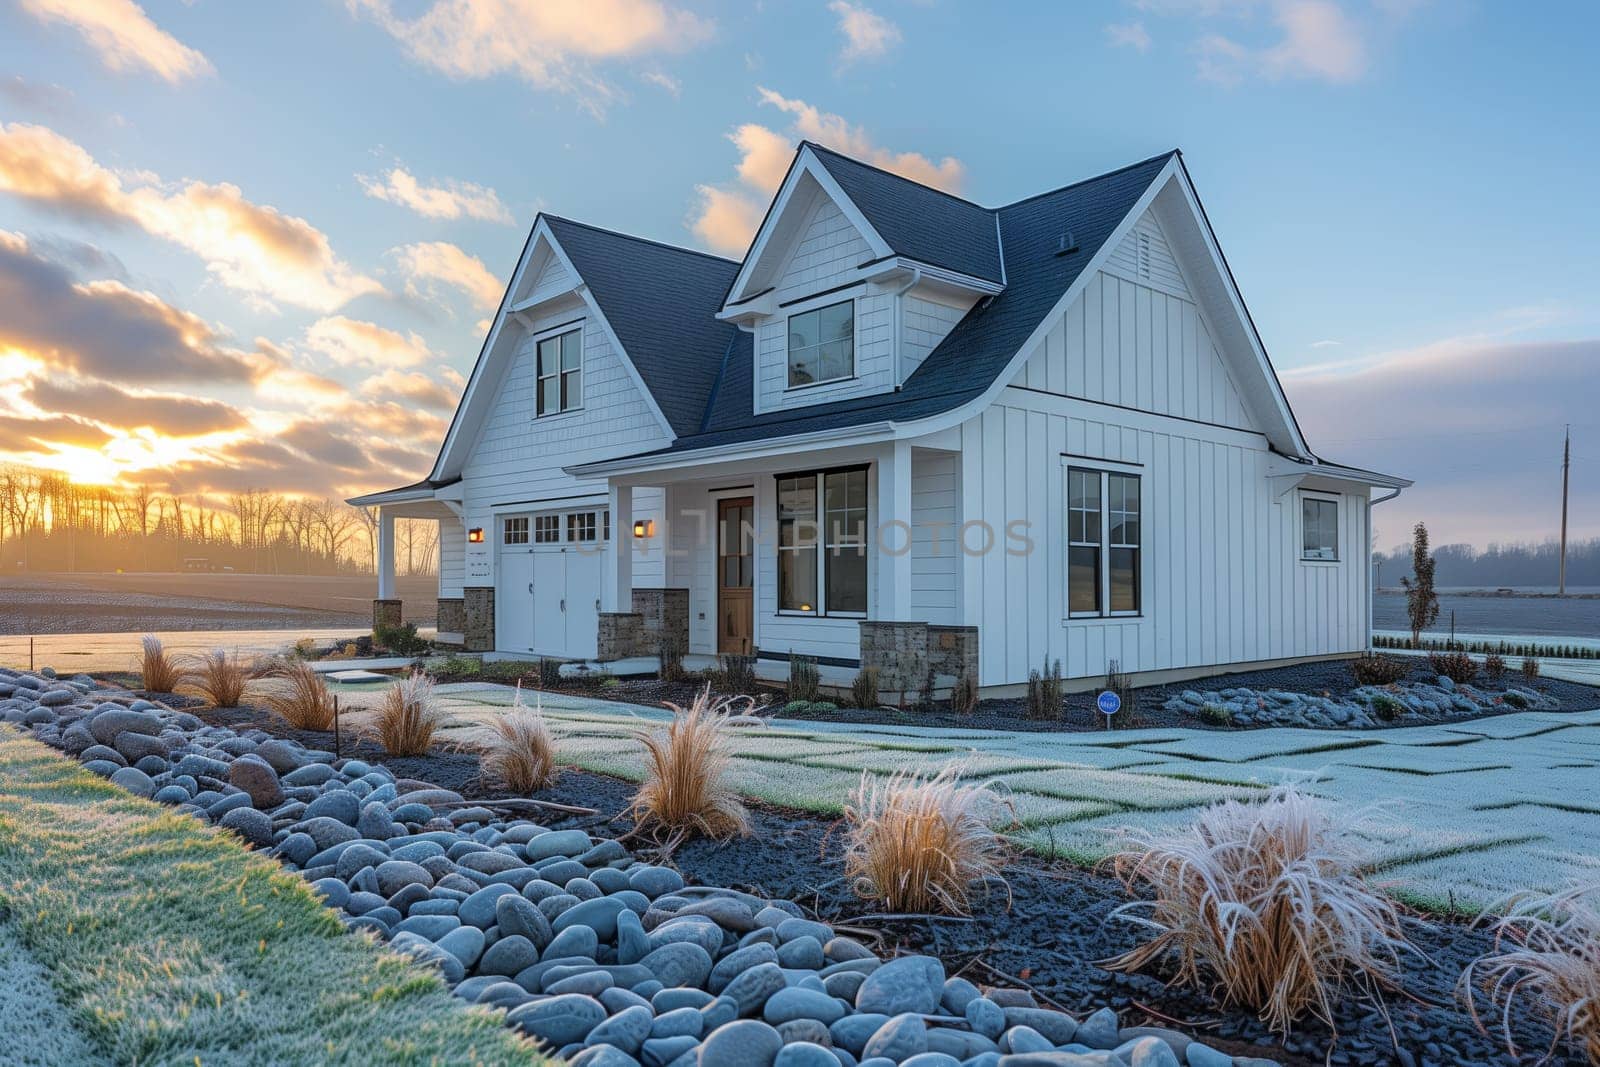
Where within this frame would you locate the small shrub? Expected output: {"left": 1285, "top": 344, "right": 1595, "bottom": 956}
{"left": 369, "top": 671, "right": 445, "bottom": 756}
{"left": 1462, "top": 884, "right": 1600, "bottom": 1064}
{"left": 537, "top": 657, "right": 563, "bottom": 689}
{"left": 1026, "top": 657, "right": 1064, "bottom": 720}
{"left": 1502, "top": 691, "right": 1530, "bottom": 710}
{"left": 1483, "top": 652, "right": 1507, "bottom": 682}
{"left": 432, "top": 653, "right": 478, "bottom": 677}
{"left": 374, "top": 621, "right": 429, "bottom": 656}
{"left": 708, "top": 653, "right": 756, "bottom": 693}
{"left": 658, "top": 636, "right": 686, "bottom": 683}
{"left": 1106, "top": 784, "right": 1409, "bottom": 1034}
{"left": 139, "top": 635, "right": 183, "bottom": 694}
{"left": 1428, "top": 650, "right": 1479, "bottom": 685}
{"left": 1198, "top": 703, "right": 1233, "bottom": 727}
{"left": 1349, "top": 654, "right": 1410, "bottom": 687}
{"left": 1370, "top": 694, "right": 1405, "bottom": 722}
{"left": 627, "top": 686, "right": 753, "bottom": 839}
{"left": 850, "top": 667, "right": 880, "bottom": 710}
{"left": 291, "top": 637, "right": 318, "bottom": 660}
{"left": 951, "top": 672, "right": 980, "bottom": 714}
{"left": 181, "top": 649, "right": 255, "bottom": 708}
{"left": 480, "top": 684, "right": 558, "bottom": 793}
{"left": 788, "top": 654, "right": 820, "bottom": 704}
{"left": 260, "top": 659, "right": 336, "bottom": 730}
{"left": 807, "top": 700, "right": 837, "bottom": 714}
{"left": 1522, "top": 656, "right": 1542, "bottom": 682}
{"left": 843, "top": 764, "right": 1013, "bottom": 916}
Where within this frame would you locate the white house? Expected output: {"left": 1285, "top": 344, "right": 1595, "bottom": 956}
{"left": 351, "top": 144, "right": 1409, "bottom": 694}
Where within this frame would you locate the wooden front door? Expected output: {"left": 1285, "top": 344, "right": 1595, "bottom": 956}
{"left": 717, "top": 497, "right": 754, "bottom": 655}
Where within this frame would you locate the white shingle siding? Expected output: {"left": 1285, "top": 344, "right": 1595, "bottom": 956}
{"left": 773, "top": 196, "right": 873, "bottom": 304}
{"left": 529, "top": 251, "right": 571, "bottom": 294}
{"left": 1105, "top": 214, "right": 1188, "bottom": 299}
{"left": 439, "top": 522, "right": 464, "bottom": 598}
{"left": 901, "top": 292, "right": 971, "bottom": 380}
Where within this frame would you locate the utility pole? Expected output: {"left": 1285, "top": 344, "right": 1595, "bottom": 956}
{"left": 1559, "top": 424, "right": 1570, "bottom": 596}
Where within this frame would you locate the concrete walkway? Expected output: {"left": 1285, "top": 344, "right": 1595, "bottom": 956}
{"left": 328, "top": 678, "right": 1600, "bottom": 914}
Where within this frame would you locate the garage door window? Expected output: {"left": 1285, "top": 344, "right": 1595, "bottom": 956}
{"left": 534, "top": 515, "right": 560, "bottom": 543}
{"left": 568, "top": 511, "right": 599, "bottom": 542}
{"left": 503, "top": 517, "right": 529, "bottom": 545}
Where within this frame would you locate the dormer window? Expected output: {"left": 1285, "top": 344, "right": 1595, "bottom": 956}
{"left": 787, "top": 300, "right": 854, "bottom": 388}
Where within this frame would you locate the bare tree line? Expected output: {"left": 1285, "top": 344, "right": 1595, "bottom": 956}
{"left": 0, "top": 465, "right": 438, "bottom": 576}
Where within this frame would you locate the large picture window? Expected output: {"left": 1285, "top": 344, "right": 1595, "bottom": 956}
{"left": 1301, "top": 495, "right": 1339, "bottom": 561}
{"left": 777, "top": 467, "right": 868, "bottom": 615}
{"left": 535, "top": 327, "right": 582, "bottom": 416}
{"left": 786, "top": 300, "right": 854, "bottom": 388}
{"left": 1068, "top": 467, "right": 1140, "bottom": 617}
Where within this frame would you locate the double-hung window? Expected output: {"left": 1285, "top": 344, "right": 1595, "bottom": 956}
{"left": 786, "top": 300, "right": 854, "bottom": 388}
{"left": 1068, "top": 467, "right": 1141, "bottom": 617}
{"left": 1301, "top": 494, "right": 1339, "bottom": 561}
{"left": 777, "top": 467, "right": 868, "bottom": 615}
{"left": 535, "top": 327, "right": 582, "bottom": 416}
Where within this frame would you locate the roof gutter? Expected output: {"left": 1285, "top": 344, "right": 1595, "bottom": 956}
{"left": 889, "top": 266, "right": 922, "bottom": 384}
{"left": 566, "top": 420, "right": 899, "bottom": 479}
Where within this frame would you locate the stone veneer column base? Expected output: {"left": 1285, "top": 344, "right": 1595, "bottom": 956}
{"left": 927, "top": 625, "right": 979, "bottom": 685}
{"left": 631, "top": 588, "right": 689, "bottom": 655}
{"left": 372, "top": 599, "right": 402, "bottom": 631}
{"left": 463, "top": 587, "right": 495, "bottom": 652}
{"left": 597, "top": 612, "right": 644, "bottom": 661}
{"left": 858, "top": 620, "right": 930, "bottom": 698}
{"left": 436, "top": 597, "right": 466, "bottom": 636}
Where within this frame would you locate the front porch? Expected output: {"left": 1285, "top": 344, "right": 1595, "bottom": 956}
{"left": 589, "top": 436, "right": 981, "bottom": 698}
{"left": 353, "top": 481, "right": 466, "bottom": 644}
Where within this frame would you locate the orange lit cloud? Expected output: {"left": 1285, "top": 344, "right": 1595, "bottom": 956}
{"left": 19, "top": 0, "right": 213, "bottom": 84}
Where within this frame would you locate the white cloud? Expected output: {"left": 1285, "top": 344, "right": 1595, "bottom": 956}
{"left": 347, "top": 0, "right": 713, "bottom": 115}
{"left": 358, "top": 166, "right": 513, "bottom": 223}
{"left": 391, "top": 240, "right": 503, "bottom": 311}
{"left": 0, "top": 122, "right": 380, "bottom": 312}
{"left": 1133, "top": 0, "right": 1372, "bottom": 84}
{"left": 359, "top": 367, "right": 459, "bottom": 410}
{"left": 20, "top": 0, "right": 213, "bottom": 83}
{"left": 641, "top": 70, "right": 682, "bottom": 97}
{"left": 303, "top": 315, "right": 436, "bottom": 369}
{"left": 689, "top": 89, "right": 966, "bottom": 255}
{"left": 829, "top": 1, "right": 902, "bottom": 63}
{"left": 1106, "top": 21, "right": 1153, "bottom": 51}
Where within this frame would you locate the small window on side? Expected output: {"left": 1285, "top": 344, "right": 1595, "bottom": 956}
{"left": 1302, "top": 496, "right": 1338, "bottom": 561}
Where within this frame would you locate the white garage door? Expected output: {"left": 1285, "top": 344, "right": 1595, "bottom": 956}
{"left": 496, "top": 510, "right": 607, "bottom": 659}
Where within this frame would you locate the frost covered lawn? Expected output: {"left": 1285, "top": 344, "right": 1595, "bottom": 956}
{"left": 346, "top": 681, "right": 1600, "bottom": 915}
{"left": 0, "top": 731, "right": 546, "bottom": 1067}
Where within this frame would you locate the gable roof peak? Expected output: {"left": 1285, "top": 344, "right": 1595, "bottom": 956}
{"left": 541, "top": 213, "right": 740, "bottom": 267}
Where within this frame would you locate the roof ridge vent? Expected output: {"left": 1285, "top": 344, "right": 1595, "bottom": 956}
{"left": 1054, "top": 232, "right": 1079, "bottom": 257}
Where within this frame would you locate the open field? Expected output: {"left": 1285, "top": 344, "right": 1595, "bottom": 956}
{"left": 0, "top": 731, "right": 543, "bottom": 1066}
{"left": 1375, "top": 588, "right": 1600, "bottom": 638}
{"left": 0, "top": 572, "right": 438, "bottom": 634}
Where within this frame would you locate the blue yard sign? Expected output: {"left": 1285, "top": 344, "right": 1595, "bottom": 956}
{"left": 1096, "top": 690, "right": 1121, "bottom": 724}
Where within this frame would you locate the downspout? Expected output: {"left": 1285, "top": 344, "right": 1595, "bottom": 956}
{"left": 890, "top": 266, "right": 923, "bottom": 385}
{"left": 1366, "top": 485, "right": 1404, "bottom": 652}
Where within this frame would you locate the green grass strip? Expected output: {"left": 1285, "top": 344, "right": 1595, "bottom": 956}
{"left": 0, "top": 731, "right": 549, "bottom": 1067}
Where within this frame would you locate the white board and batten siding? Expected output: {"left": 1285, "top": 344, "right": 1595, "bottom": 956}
{"left": 455, "top": 294, "right": 667, "bottom": 593}
{"left": 910, "top": 449, "right": 961, "bottom": 625}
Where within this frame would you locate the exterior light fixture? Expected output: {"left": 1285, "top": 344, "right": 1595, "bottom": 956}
{"left": 468, "top": 527, "right": 484, "bottom": 543}
{"left": 632, "top": 519, "right": 655, "bottom": 538}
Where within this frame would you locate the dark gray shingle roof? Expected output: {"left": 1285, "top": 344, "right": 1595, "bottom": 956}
{"left": 806, "top": 142, "right": 1004, "bottom": 284}
{"left": 543, "top": 216, "right": 742, "bottom": 437}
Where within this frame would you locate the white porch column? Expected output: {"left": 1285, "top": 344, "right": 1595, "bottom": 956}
{"left": 376, "top": 507, "right": 397, "bottom": 600}
{"left": 876, "top": 440, "right": 913, "bottom": 619}
{"left": 607, "top": 482, "right": 633, "bottom": 613}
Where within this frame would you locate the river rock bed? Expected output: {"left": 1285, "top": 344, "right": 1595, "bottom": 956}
{"left": 1, "top": 666, "right": 1269, "bottom": 1067}
{"left": 1164, "top": 675, "right": 1560, "bottom": 729}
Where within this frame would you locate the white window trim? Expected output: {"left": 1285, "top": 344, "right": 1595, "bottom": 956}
{"left": 775, "top": 467, "right": 870, "bottom": 618}
{"left": 784, "top": 296, "right": 858, "bottom": 392}
{"left": 1065, "top": 463, "right": 1143, "bottom": 621}
{"left": 1299, "top": 491, "right": 1341, "bottom": 564}
{"left": 533, "top": 322, "right": 584, "bottom": 420}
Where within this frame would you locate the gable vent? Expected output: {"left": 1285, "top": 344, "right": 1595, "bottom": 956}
{"left": 1054, "top": 232, "right": 1079, "bottom": 257}
{"left": 1137, "top": 231, "right": 1152, "bottom": 279}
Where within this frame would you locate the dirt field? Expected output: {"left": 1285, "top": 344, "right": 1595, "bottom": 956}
{"left": 0, "top": 572, "right": 438, "bottom": 634}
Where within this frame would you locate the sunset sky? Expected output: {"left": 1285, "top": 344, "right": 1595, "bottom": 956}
{"left": 0, "top": 0, "right": 1595, "bottom": 550}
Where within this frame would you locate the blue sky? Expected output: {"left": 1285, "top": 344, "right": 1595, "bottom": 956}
{"left": 0, "top": 0, "right": 1595, "bottom": 549}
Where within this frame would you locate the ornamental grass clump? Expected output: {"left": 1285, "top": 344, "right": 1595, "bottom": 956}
{"left": 369, "top": 670, "right": 445, "bottom": 756}
{"left": 481, "top": 684, "right": 559, "bottom": 793}
{"left": 1463, "top": 884, "right": 1600, "bottom": 1064}
{"left": 842, "top": 764, "right": 1014, "bottom": 916}
{"left": 181, "top": 649, "right": 256, "bottom": 708}
{"left": 1105, "top": 783, "right": 1409, "bottom": 1035}
{"left": 627, "top": 686, "right": 756, "bottom": 839}
{"left": 259, "top": 658, "right": 336, "bottom": 730}
{"left": 139, "top": 634, "right": 183, "bottom": 694}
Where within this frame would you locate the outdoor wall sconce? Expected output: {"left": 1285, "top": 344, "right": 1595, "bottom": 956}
{"left": 632, "top": 519, "right": 655, "bottom": 538}
{"left": 468, "top": 527, "right": 484, "bottom": 543}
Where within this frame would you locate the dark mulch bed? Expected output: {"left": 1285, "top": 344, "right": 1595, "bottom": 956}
{"left": 173, "top": 697, "right": 1565, "bottom": 1067}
